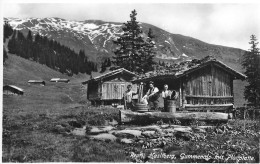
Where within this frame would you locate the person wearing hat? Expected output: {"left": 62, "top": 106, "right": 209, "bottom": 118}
{"left": 144, "top": 81, "right": 160, "bottom": 111}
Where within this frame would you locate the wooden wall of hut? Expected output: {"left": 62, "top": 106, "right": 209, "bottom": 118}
{"left": 101, "top": 82, "right": 137, "bottom": 100}
{"left": 87, "top": 73, "right": 137, "bottom": 103}
{"left": 183, "top": 65, "right": 233, "bottom": 107}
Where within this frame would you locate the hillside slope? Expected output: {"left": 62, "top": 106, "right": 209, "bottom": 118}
{"left": 4, "top": 54, "right": 69, "bottom": 85}
{"left": 3, "top": 53, "right": 91, "bottom": 115}
{"left": 4, "top": 52, "right": 246, "bottom": 107}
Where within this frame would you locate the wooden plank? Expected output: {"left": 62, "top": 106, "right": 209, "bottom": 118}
{"left": 179, "top": 79, "right": 182, "bottom": 107}
{"left": 120, "top": 110, "right": 229, "bottom": 124}
{"left": 120, "top": 84, "right": 124, "bottom": 100}
{"left": 113, "top": 83, "right": 115, "bottom": 99}
{"left": 185, "top": 105, "right": 232, "bottom": 111}
{"left": 185, "top": 103, "right": 233, "bottom": 107}
{"left": 102, "top": 83, "right": 106, "bottom": 99}
{"left": 108, "top": 83, "right": 111, "bottom": 99}
{"left": 116, "top": 83, "right": 118, "bottom": 99}
{"left": 110, "top": 83, "right": 112, "bottom": 99}
{"left": 212, "top": 66, "right": 215, "bottom": 96}
{"left": 104, "top": 83, "right": 108, "bottom": 100}
{"left": 223, "top": 72, "right": 226, "bottom": 96}
{"left": 115, "top": 83, "right": 117, "bottom": 99}
{"left": 185, "top": 95, "right": 233, "bottom": 98}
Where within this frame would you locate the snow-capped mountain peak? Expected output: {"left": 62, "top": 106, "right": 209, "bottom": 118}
{"left": 4, "top": 17, "right": 245, "bottom": 67}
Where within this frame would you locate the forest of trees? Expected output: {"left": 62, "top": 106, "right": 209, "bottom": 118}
{"left": 4, "top": 22, "right": 98, "bottom": 76}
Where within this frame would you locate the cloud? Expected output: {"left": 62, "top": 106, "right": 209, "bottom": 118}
{"left": 3, "top": 3, "right": 23, "bottom": 18}
{"left": 204, "top": 4, "right": 260, "bottom": 49}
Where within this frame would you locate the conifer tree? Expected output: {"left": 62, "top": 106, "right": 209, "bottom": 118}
{"left": 8, "top": 30, "right": 17, "bottom": 54}
{"left": 242, "top": 35, "right": 260, "bottom": 107}
{"left": 100, "top": 61, "right": 107, "bottom": 73}
{"left": 27, "top": 30, "right": 33, "bottom": 42}
{"left": 142, "top": 28, "right": 156, "bottom": 72}
{"left": 79, "top": 50, "right": 86, "bottom": 73}
{"left": 106, "top": 58, "right": 111, "bottom": 67}
{"left": 26, "top": 30, "right": 33, "bottom": 59}
{"left": 113, "top": 10, "right": 155, "bottom": 73}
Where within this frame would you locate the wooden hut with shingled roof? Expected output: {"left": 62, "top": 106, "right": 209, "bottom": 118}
{"left": 82, "top": 68, "right": 138, "bottom": 105}
{"left": 132, "top": 56, "right": 246, "bottom": 112}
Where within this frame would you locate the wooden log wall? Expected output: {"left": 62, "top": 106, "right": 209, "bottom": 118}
{"left": 212, "top": 65, "right": 232, "bottom": 97}
{"left": 185, "top": 65, "right": 233, "bottom": 105}
{"left": 186, "top": 66, "right": 212, "bottom": 96}
{"left": 101, "top": 82, "right": 137, "bottom": 100}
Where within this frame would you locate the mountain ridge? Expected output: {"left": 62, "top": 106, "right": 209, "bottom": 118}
{"left": 4, "top": 17, "right": 246, "bottom": 72}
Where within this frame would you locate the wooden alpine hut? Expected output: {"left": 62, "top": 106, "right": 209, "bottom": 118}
{"left": 50, "top": 78, "right": 70, "bottom": 83}
{"left": 28, "top": 80, "right": 46, "bottom": 86}
{"left": 3, "top": 85, "right": 24, "bottom": 95}
{"left": 82, "top": 68, "right": 138, "bottom": 105}
{"left": 132, "top": 56, "right": 246, "bottom": 112}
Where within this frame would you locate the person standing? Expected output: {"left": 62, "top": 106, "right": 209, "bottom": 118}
{"left": 123, "top": 84, "right": 137, "bottom": 110}
{"left": 162, "top": 84, "right": 172, "bottom": 112}
{"left": 145, "top": 81, "right": 160, "bottom": 111}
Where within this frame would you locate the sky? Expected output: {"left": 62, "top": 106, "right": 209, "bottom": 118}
{"left": 1, "top": 1, "right": 260, "bottom": 50}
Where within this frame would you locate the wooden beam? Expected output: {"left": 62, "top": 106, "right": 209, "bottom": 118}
{"left": 119, "top": 110, "right": 229, "bottom": 124}
{"left": 185, "top": 95, "right": 233, "bottom": 98}
{"left": 185, "top": 104, "right": 233, "bottom": 107}
{"left": 179, "top": 78, "right": 182, "bottom": 108}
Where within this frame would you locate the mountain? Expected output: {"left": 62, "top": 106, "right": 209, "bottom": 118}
{"left": 4, "top": 17, "right": 246, "bottom": 71}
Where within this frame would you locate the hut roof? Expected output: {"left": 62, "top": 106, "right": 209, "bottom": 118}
{"left": 28, "top": 80, "right": 44, "bottom": 83}
{"left": 82, "top": 68, "right": 136, "bottom": 84}
{"left": 5, "top": 85, "right": 24, "bottom": 92}
{"left": 133, "top": 56, "right": 246, "bottom": 82}
{"left": 59, "top": 79, "right": 70, "bottom": 81}
{"left": 50, "top": 78, "right": 60, "bottom": 81}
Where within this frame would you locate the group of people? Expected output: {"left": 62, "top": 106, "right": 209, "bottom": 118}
{"left": 123, "top": 81, "right": 173, "bottom": 111}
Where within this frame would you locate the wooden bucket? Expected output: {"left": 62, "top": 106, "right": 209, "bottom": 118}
{"left": 171, "top": 90, "right": 178, "bottom": 100}
{"left": 134, "top": 103, "right": 149, "bottom": 113}
{"left": 166, "top": 100, "right": 176, "bottom": 113}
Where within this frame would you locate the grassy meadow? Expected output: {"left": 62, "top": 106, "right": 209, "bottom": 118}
{"left": 2, "top": 54, "right": 259, "bottom": 162}
{"left": 3, "top": 54, "right": 127, "bottom": 162}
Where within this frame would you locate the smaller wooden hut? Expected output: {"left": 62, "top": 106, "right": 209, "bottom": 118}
{"left": 50, "top": 78, "right": 60, "bottom": 82}
{"left": 59, "top": 79, "right": 70, "bottom": 83}
{"left": 50, "top": 78, "right": 70, "bottom": 83}
{"left": 82, "top": 68, "right": 137, "bottom": 105}
{"left": 28, "top": 80, "right": 45, "bottom": 86}
{"left": 3, "top": 85, "right": 24, "bottom": 95}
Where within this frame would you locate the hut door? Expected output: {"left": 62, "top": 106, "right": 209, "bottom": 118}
{"left": 113, "top": 83, "right": 120, "bottom": 99}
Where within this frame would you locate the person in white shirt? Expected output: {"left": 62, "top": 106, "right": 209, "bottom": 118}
{"left": 161, "top": 84, "right": 172, "bottom": 112}
{"left": 123, "top": 85, "right": 137, "bottom": 110}
{"left": 145, "top": 81, "right": 160, "bottom": 111}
